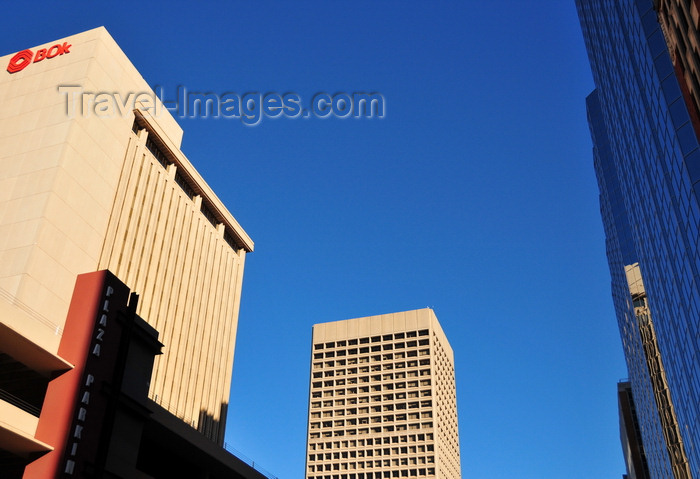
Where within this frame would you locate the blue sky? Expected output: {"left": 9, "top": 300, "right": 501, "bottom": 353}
{"left": 3, "top": 2, "right": 626, "bottom": 478}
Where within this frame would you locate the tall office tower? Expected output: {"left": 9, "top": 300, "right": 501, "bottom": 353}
{"left": 0, "top": 25, "right": 253, "bottom": 465}
{"left": 577, "top": 0, "right": 700, "bottom": 477}
{"left": 304, "top": 309, "right": 461, "bottom": 479}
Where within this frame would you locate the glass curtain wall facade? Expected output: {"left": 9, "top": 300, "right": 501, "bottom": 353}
{"left": 577, "top": 0, "right": 700, "bottom": 477}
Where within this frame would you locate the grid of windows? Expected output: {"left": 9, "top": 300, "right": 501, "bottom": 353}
{"left": 305, "top": 313, "right": 460, "bottom": 479}
{"left": 578, "top": 0, "right": 700, "bottom": 475}
{"left": 431, "top": 332, "right": 460, "bottom": 479}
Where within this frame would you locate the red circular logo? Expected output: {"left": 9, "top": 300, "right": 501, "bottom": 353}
{"left": 7, "top": 49, "right": 33, "bottom": 74}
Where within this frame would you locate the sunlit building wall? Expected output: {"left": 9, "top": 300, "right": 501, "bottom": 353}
{"left": 305, "top": 309, "right": 461, "bottom": 479}
{"left": 0, "top": 27, "right": 254, "bottom": 457}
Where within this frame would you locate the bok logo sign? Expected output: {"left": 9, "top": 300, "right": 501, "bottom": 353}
{"left": 7, "top": 42, "right": 72, "bottom": 73}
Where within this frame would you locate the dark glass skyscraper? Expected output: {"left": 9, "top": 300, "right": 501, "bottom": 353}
{"left": 577, "top": 0, "right": 700, "bottom": 477}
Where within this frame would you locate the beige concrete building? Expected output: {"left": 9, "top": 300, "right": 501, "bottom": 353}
{"left": 0, "top": 25, "right": 253, "bottom": 460}
{"left": 305, "top": 309, "right": 461, "bottom": 479}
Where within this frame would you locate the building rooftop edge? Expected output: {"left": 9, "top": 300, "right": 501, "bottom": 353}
{"left": 311, "top": 308, "right": 436, "bottom": 329}
{"left": 0, "top": 26, "right": 254, "bottom": 253}
{"left": 135, "top": 109, "right": 254, "bottom": 252}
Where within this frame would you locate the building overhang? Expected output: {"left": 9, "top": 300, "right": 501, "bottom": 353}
{"left": 0, "top": 322, "right": 73, "bottom": 377}
{"left": 0, "top": 403, "right": 53, "bottom": 457}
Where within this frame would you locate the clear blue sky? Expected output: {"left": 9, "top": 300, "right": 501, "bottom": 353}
{"left": 3, "top": 2, "right": 626, "bottom": 478}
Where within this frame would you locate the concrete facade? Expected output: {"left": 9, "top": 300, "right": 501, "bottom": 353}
{"left": 305, "top": 309, "right": 461, "bottom": 479}
{"left": 0, "top": 25, "right": 253, "bottom": 461}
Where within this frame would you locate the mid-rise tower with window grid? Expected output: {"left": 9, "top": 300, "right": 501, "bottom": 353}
{"left": 305, "top": 308, "right": 461, "bottom": 479}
